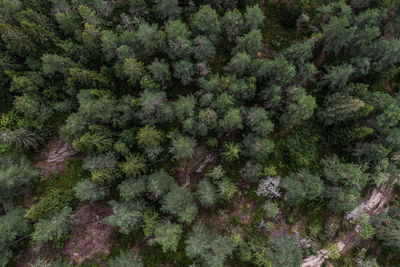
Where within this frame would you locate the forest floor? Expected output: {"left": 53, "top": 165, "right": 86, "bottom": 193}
{"left": 33, "top": 137, "right": 83, "bottom": 179}
{"left": 302, "top": 183, "right": 394, "bottom": 267}
{"left": 17, "top": 138, "right": 115, "bottom": 266}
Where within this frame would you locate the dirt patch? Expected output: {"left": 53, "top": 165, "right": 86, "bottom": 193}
{"left": 16, "top": 243, "right": 61, "bottom": 267}
{"left": 231, "top": 193, "right": 254, "bottom": 225}
{"left": 23, "top": 191, "right": 37, "bottom": 210}
{"left": 34, "top": 137, "right": 83, "bottom": 179}
{"left": 196, "top": 192, "right": 255, "bottom": 237}
{"left": 176, "top": 146, "right": 217, "bottom": 190}
{"left": 62, "top": 202, "right": 114, "bottom": 265}
{"left": 264, "top": 212, "right": 291, "bottom": 238}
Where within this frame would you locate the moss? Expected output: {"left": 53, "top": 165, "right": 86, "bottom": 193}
{"left": 25, "top": 189, "right": 76, "bottom": 220}
{"left": 42, "top": 159, "right": 89, "bottom": 193}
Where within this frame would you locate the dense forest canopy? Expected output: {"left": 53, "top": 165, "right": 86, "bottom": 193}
{"left": 1, "top": 0, "right": 400, "bottom": 266}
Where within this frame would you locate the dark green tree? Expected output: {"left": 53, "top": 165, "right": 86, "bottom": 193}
{"left": 161, "top": 185, "right": 198, "bottom": 224}
{"left": 105, "top": 200, "right": 143, "bottom": 234}
{"left": 282, "top": 171, "right": 324, "bottom": 206}
{"left": 0, "top": 207, "right": 31, "bottom": 266}
{"left": 195, "top": 179, "right": 218, "bottom": 207}
{"left": 153, "top": 221, "right": 183, "bottom": 252}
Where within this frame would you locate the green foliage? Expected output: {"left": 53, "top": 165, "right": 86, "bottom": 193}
{"left": 241, "top": 134, "right": 274, "bottom": 164}
{"left": 280, "top": 124, "right": 320, "bottom": 170}
{"left": 243, "top": 4, "right": 265, "bottom": 31}
{"left": 73, "top": 179, "right": 108, "bottom": 202}
{"left": 153, "top": 221, "right": 183, "bottom": 252}
{"left": 325, "top": 243, "right": 340, "bottom": 260}
{"left": 147, "top": 59, "right": 171, "bottom": 84}
{"left": 281, "top": 86, "right": 316, "bottom": 126}
{"left": 135, "top": 22, "right": 163, "bottom": 56}
{"left": 161, "top": 185, "right": 198, "bottom": 224}
{"left": 0, "top": 153, "right": 39, "bottom": 202}
{"left": 156, "top": 0, "right": 181, "bottom": 20}
{"left": 263, "top": 201, "right": 280, "bottom": 219}
{"left": 173, "top": 60, "right": 194, "bottom": 85}
{"left": 191, "top": 5, "right": 220, "bottom": 41}
{"left": 147, "top": 169, "right": 174, "bottom": 199}
{"left": 195, "top": 179, "right": 218, "bottom": 207}
{"left": 321, "top": 64, "right": 354, "bottom": 89}
{"left": 105, "top": 200, "right": 143, "bottom": 234}
{"left": 0, "top": 207, "right": 31, "bottom": 267}
{"left": 169, "top": 133, "right": 196, "bottom": 160}
{"left": 356, "top": 211, "right": 375, "bottom": 239}
{"left": 118, "top": 177, "right": 146, "bottom": 202}
{"left": 185, "top": 223, "right": 234, "bottom": 267}
{"left": 322, "top": 155, "right": 368, "bottom": 213}
{"left": 221, "top": 9, "right": 243, "bottom": 42}
{"left": 142, "top": 209, "right": 159, "bottom": 237}
{"left": 372, "top": 207, "right": 400, "bottom": 253}
{"left": 26, "top": 189, "right": 75, "bottom": 220}
{"left": 234, "top": 29, "right": 262, "bottom": 57}
{"left": 319, "top": 93, "right": 366, "bottom": 125}
{"left": 108, "top": 250, "right": 143, "bottom": 267}
{"left": 282, "top": 170, "right": 324, "bottom": 206}
{"left": 221, "top": 142, "right": 240, "bottom": 162}
{"left": 267, "top": 235, "right": 302, "bottom": 267}
{"left": 123, "top": 58, "right": 145, "bottom": 84}
{"left": 31, "top": 206, "right": 72, "bottom": 247}
{"left": 119, "top": 154, "right": 147, "bottom": 178}
{"left": 137, "top": 89, "right": 167, "bottom": 124}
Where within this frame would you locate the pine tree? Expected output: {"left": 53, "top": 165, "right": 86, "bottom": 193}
{"left": 156, "top": 0, "right": 181, "bottom": 20}
{"left": 32, "top": 207, "right": 72, "bottom": 247}
{"left": 195, "top": 179, "right": 218, "bottom": 207}
{"left": 153, "top": 221, "right": 183, "bottom": 252}
{"left": 105, "top": 200, "right": 143, "bottom": 234}
{"left": 74, "top": 179, "right": 108, "bottom": 202}
{"left": 169, "top": 133, "right": 196, "bottom": 160}
{"left": 190, "top": 5, "right": 220, "bottom": 42}
{"left": 221, "top": 9, "right": 243, "bottom": 42}
{"left": 108, "top": 250, "right": 143, "bottom": 267}
{"left": 243, "top": 4, "right": 265, "bottom": 31}
{"left": 146, "top": 169, "right": 174, "bottom": 199}
{"left": 0, "top": 207, "right": 31, "bottom": 266}
{"left": 282, "top": 171, "right": 324, "bottom": 206}
{"left": 161, "top": 185, "right": 198, "bottom": 224}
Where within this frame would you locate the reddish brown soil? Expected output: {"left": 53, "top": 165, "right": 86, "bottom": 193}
{"left": 16, "top": 243, "right": 61, "bottom": 267}
{"left": 62, "top": 202, "right": 114, "bottom": 265}
{"left": 176, "top": 146, "right": 217, "bottom": 190}
{"left": 33, "top": 137, "right": 83, "bottom": 179}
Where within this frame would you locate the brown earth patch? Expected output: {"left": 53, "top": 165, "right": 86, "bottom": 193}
{"left": 62, "top": 202, "right": 114, "bottom": 265}
{"left": 33, "top": 137, "right": 83, "bottom": 179}
{"left": 176, "top": 146, "right": 217, "bottom": 190}
{"left": 15, "top": 243, "right": 61, "bottom": 267}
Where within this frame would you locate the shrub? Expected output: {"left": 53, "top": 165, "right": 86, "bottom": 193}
{"left": 32, "top": 207, "right": 72, "bottom": 247}
{"left": 26, "top": 189, "right": 75, "bottom": 220}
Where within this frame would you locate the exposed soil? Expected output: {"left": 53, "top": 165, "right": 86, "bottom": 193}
{"left": 231, "top": 192, "right": 254, "bottom": 225}
{"left": 16, "top": 243, "right": 61, "bottom": 267}
{"left": 33, "top": 137, "right": 83, "bottom": 179}
{"left": 16, "top": 202, "right": 114, "bottom": 266}
{"left": 62, "top": 202, "right": 114, "bottom": 265}
{"left": 302, "top": 182, "right": 394, "bottom": 267}
{"left": 197, "top": 191, "right": 255, "bottom": 237}
{"left": 176, "top": 146, "right": 217, "bottom": 190}
{"left": 264, "top": 212, "right": 291, "bottom": 238}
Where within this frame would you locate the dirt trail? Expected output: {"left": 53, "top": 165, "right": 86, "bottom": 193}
{"left": 302, "top": 183, "right": 394, "bottom": 267}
